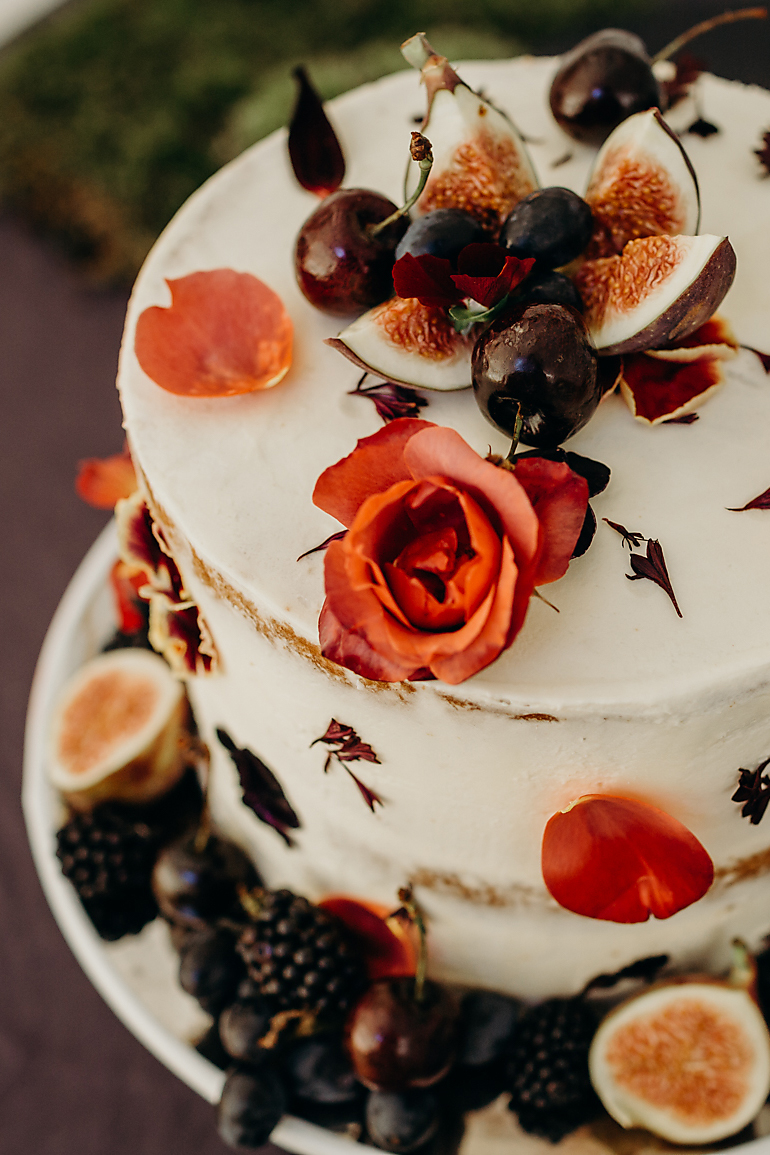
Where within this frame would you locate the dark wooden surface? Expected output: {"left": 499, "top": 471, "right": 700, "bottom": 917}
{"left": 2, "top": 2, "right": 769, "bottom": 1151}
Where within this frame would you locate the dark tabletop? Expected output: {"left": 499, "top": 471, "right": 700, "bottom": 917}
{"left": 2, "top": 2, "right": 769, "bottom": 1151}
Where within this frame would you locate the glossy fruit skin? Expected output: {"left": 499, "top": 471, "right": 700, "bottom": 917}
{"left": 219, "top": 998, "right": 274, "bottom": 1063}
{"left": 472, "top": 303, "right": 600, "bottom": 448}
{"left": 517, "top": 269, "right": 584, "bottom": 313}
{"left": 395, "top": 209, "right": 489, "bottom": 267}
{"left": 151, "top": 832, "right": 259, "bottom": 929}
{"left": 217, "top": 1065, "right": 287, "bottom": 1150}
{"left": 295, "top": 188, "right": 408, "bottom": 315}
{"left": 283, "top": 1037, "right": 363, "bottom": 1105}
{"left": 500, "top": 188, "right": 593, "bottom": 270}
{"left": 550, "top": 29, "right": 661, "bottom": 146}
{"left": 366, "top": 1088, "right": 440, "bottom": 1153}
{"left": 457, "top": 991, "right": 520, "bottom": 1067}
{"left": 178, "top": 928, "right": 244, "bottom": 1015}
{"left": 345, "top": 977, "right": 458, "bottom": 1092}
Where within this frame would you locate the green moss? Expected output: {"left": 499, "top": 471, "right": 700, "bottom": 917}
{"left": 0, "top": 0, "right": 649, "bottom": 282}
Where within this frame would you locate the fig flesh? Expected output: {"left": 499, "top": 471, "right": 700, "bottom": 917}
{"left": 48, "top": 649, "right": 187, "bottom": 810}
{"left": 401, "top": 34, "right": 538, "bottom": 230}
{"left": 576, "top": 233, "right": 736, "bottom": 356}
{"left": 550, "top": 29, "right": 661, "bottom": 146}
{"left": 590, "top": 974, "right": 770, "bottom": 1144}
{"left": 585, "top": 108, "right": 700, "bottom": 258}
{"left": 327, "top": 297, "right": 473, "bottom": 391}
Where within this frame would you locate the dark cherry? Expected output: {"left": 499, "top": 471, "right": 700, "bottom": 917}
{"left": 472, "top": 303, "right": 600, "bottom": 449}
{"left": 151, "top": 831, "right": 259, "bottom": 928}
{"left": 345, "top": 977, "right": 458, "bottom": 1092}
{"left": 295, "top": 188, "right": 408, "bottom": 315}
{"left": 500, "top": 188, "right": 593, "bottom": 270}
{"left": 517, "top": 269, "right": 584, "bottom": 313}
{"left": 178, "top": 928, "right": 244, "bottom": 1015}
{"left": 217, "top": 1065, "right": 287, "bottom": 1150}
{"left": 366, "top": 1088, "right": 440, "bottom": 1153}
{"left": 395, "top": 208, "right": 489, "bottom": 267}
{"left": 550, "top": 29, "right": 661, "bottom": 146}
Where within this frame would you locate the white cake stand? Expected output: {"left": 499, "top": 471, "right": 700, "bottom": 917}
{"left": 22, "top": 522, "right": 770, "bottom": 1155}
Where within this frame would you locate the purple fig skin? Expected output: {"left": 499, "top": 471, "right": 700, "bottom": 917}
{"left": 550, "top": 29, "right": 661, "bottom": 147}
{"left": 345, "top": 977, "right": 458, "bottom": 1092}
{"left": 598, "top": 237, "right": 737, "bottom": 356}
{"left": 295, "top": 188, "right": 408, "bottom": 316}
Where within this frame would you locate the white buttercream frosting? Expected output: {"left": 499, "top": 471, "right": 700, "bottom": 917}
{"left": 119, "top": 56, "right": 770, "bottom": 997}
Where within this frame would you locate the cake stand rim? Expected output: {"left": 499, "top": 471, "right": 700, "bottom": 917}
{"left": 20, "top": 519, "right": 371, "bottom": 1155}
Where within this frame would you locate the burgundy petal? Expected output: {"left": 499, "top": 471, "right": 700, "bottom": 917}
{"left": 392, "top": 252, "right": 462, "bottom": 308}
{"left": 288, "top": 66, "right": 345, "bottom": 198}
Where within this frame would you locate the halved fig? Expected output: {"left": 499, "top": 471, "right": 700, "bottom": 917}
{"left": 590, "top": 953, "right": 770, "bottom": 1144}
{"left": 585, "top": 108, "right": 700, "bottom": 257}
{"left": 575, "top": 233, "right": 736, "bottom": 356}
{"left": 49, "top": 650, "right": 188, "bottom": 810}
{"left": 327, "top": 296, "right": 473, "bottom": 390}
{"left": 401, "top": 34, "right": 538, "bottom": 230}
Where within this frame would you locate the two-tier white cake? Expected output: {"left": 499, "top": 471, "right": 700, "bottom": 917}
{"left": 118, "top": 54, "right": 770, "bottom": 999}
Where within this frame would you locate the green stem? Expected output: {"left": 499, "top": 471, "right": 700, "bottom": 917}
{"left": 398, "top": 886, "right": 427, "bottom": 1003}
{"left": 653, "top": 6, "right": 766, "bottom": 64}
{"left": 369, "top": 134, "right": 433, "bottom": 237}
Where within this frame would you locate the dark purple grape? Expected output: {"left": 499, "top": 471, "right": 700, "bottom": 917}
{"left": 366, "top": 1088, "right": 440, "bottom": 1153}
{"left": 219, "top": 999, "right": 274, "bottom": 1063}
{"left": 440, "top": 1060, "right": 508, "bottom": 1113}
{"left": 284, "top": 1037, "right": 363, "bottom": 1105}
{"left": 457, "top": 991, "right": 520, "bottom": 1067}
{"left": 151, "top": 832, "right": 258, "bottom": 929}
{"left": 472, "top": 303, "right": 600, "bottom": 449}
{"left": 500, "top": 188, "right": 593, "bottom": 270}
{"left": 550, "top": 29, "right": 661, "bottom": 146}
{"left": 517, "top": 269, "right": 584, "bottom": 312}
{"left": 295, "top": 188, "right": 407, "bottom": 315}
{"left": 395, "top": 209, "right": 489, "bottom": 267}
{"left": 217, "top": 1065, "right": 287, "bottom": 1150}
{"left": 179, "top": 928, "right": 244, "bottom": 1015}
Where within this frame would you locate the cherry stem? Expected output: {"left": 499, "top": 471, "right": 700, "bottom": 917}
{"left": 368, "top": 133, "right": 433, "bottom": 238}
{"left": 653, "top": 6, "right": 767, "bottom": 64}
{"left": 398, "top": 885, "right": 427, "bottom": 1003}
{"left": 505, "top": 406, "right": 524, "bottom": 461}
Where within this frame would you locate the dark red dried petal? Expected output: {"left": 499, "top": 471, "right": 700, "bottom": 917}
{"left": 452, "top": 245, "right": 534, "bottom": 307}
{"left": 620, "top": 353, "right": 724, "bottom": 424}
{"left": 319, "top": 897, "right": 416, "bottom": 979}
{"left": 392, "top": 252, "right": 461, "bottom": 308}
{"left": 288, "top": 66, "right": 345, "bottom": 197}
{"left": 728, "top": 485, "right": 770, "bottom": 512}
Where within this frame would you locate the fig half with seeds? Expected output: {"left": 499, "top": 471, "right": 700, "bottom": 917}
{"left": 550, "top": 29, "right": 661, "bottom": 146}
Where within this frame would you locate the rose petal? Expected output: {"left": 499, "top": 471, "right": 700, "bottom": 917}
{"left": 75, "top": 448, "right": 137, "bottom": 509}
{"left": 452, "top": 248, "right": 535, "bottom": 307}
{"left": 392, "top": 252, "right": 461, "bottom": 308}
{"left": 542, "top": 795, "right": 714, "bottom": 923}
{"left": 288, "top": 66, "right": 345, "bottom": 198}
{"left": 318, "top": 897, "right": 417, "bottom": 980}
{"left": 109, "top": 561, "right": 148, "bottom": 634}
{"left": 620, "top": 354, "right": 725, "bottom": 424}
{"left": 647, "top": 315, "right": 738, "bottom": 362}
{"left": 403, "top": 426, "right": 540, "bottom": 567}
{"left": 134, "top": 269, "right": 293, "bottom": 397}
{"left": 513, "top": 458, "right": 589, "bottom": 585}
{"left": 313, "top": 418, "right": 435, "bottom": 527}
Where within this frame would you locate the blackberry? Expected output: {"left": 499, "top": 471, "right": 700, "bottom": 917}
{"left": 506, "top": 998, "right": 600, "bottom": 1143}
{"left": 237, "top": 889, "right": 366, "bottom": 1021}
{"left": 56, "top": 804, "right": 160, "bottom": 940}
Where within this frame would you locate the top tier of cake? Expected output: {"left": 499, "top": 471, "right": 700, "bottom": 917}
{"left": 119, "top": 56, "right": 770, "bottom": 714}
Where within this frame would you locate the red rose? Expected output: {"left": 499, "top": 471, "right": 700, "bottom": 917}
{"left": 312, "top": 419, "right": 588, "bottom": 684}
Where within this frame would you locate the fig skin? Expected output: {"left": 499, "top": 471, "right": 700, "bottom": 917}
{"left": 550, "top": 29, "right": 661, "bottom": 147}
{"left": 472, "top": 303, "right": 600, "bottom": 449}
{"left": 295, "top": 188, "right": 408, "bottom": 316}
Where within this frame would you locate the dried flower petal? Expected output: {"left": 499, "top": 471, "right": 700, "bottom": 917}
{"left": 392, "top": 252, "right": 462, "bottom": 308}
{"left": 645, "top": 317, "right": 738, "bottom": 363}
{"left": 451, "top": 244, "right": 534, "bottom": 307}
{"left": 627, "top": 538, "right": 683, "bottom": 618}
{"left": 318, "top": 896, "right": 416, "bottom": 979}
{"left": 662, "top": 53, "right": 706, "bottom": 108}
{"left": 297, "top": 529, "right": 347, "bottom": 562}
{"left": 603, "top": 519, "right": 646, "bottom": 549}
{"left": 542, "top": 794, "right": 714, "bottom": 923}
{"left": 688, "top": 117, "right": 720, "bottom": 137}
{"left": 134, "top": 269, "right": 293, "bottom": 397}
{"left": 217, "top": 728, "right": 300, "bottom": 845}
{"left": 755, "top": 129, "right": 770, "bottom": 175}
{"left": 288, "top": 66, "right": 345, "bottom": 197}
{"left": 349, "top": 374, "right": 429, "bottom": 423}
{"left": 312, "top": 719, "right": 382, "bottom": 810}
{"left": 109, "top": 560, "right": 148, "bottom": 635}
{"left": 75, "top": 447, "right": 137, "bottom": 509}
{"left": 727, "top": 485, "right": 770, "bottom": 512}
{"left": 620, "top": 353, "right": 725, "bottom": 424}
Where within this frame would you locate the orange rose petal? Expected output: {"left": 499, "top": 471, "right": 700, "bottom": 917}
{"left": 75, "top": 448, "right": 137, "bottom": 509}
{"left": 542, "top": 795, "right": 714, "bottom": 924}
{"left": 620, "top": 354, "right": 725, "bottom": 424}
{"left": 313, "top": 418, "right": 434, "bottom": 528}
{"left": 513, "top": 458, "right": 589, "bottom": 586}
{"left": 134, "top": 269, "right": 293, "bottom": 398}
{"left": 318, "top": 897, "right": 417, "bottom": 980}
{"left": 403, "top": 426, "right": 540, "bottom": 565}
{"left": 647, "top": 315, "right": 739, "bottom": 362}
